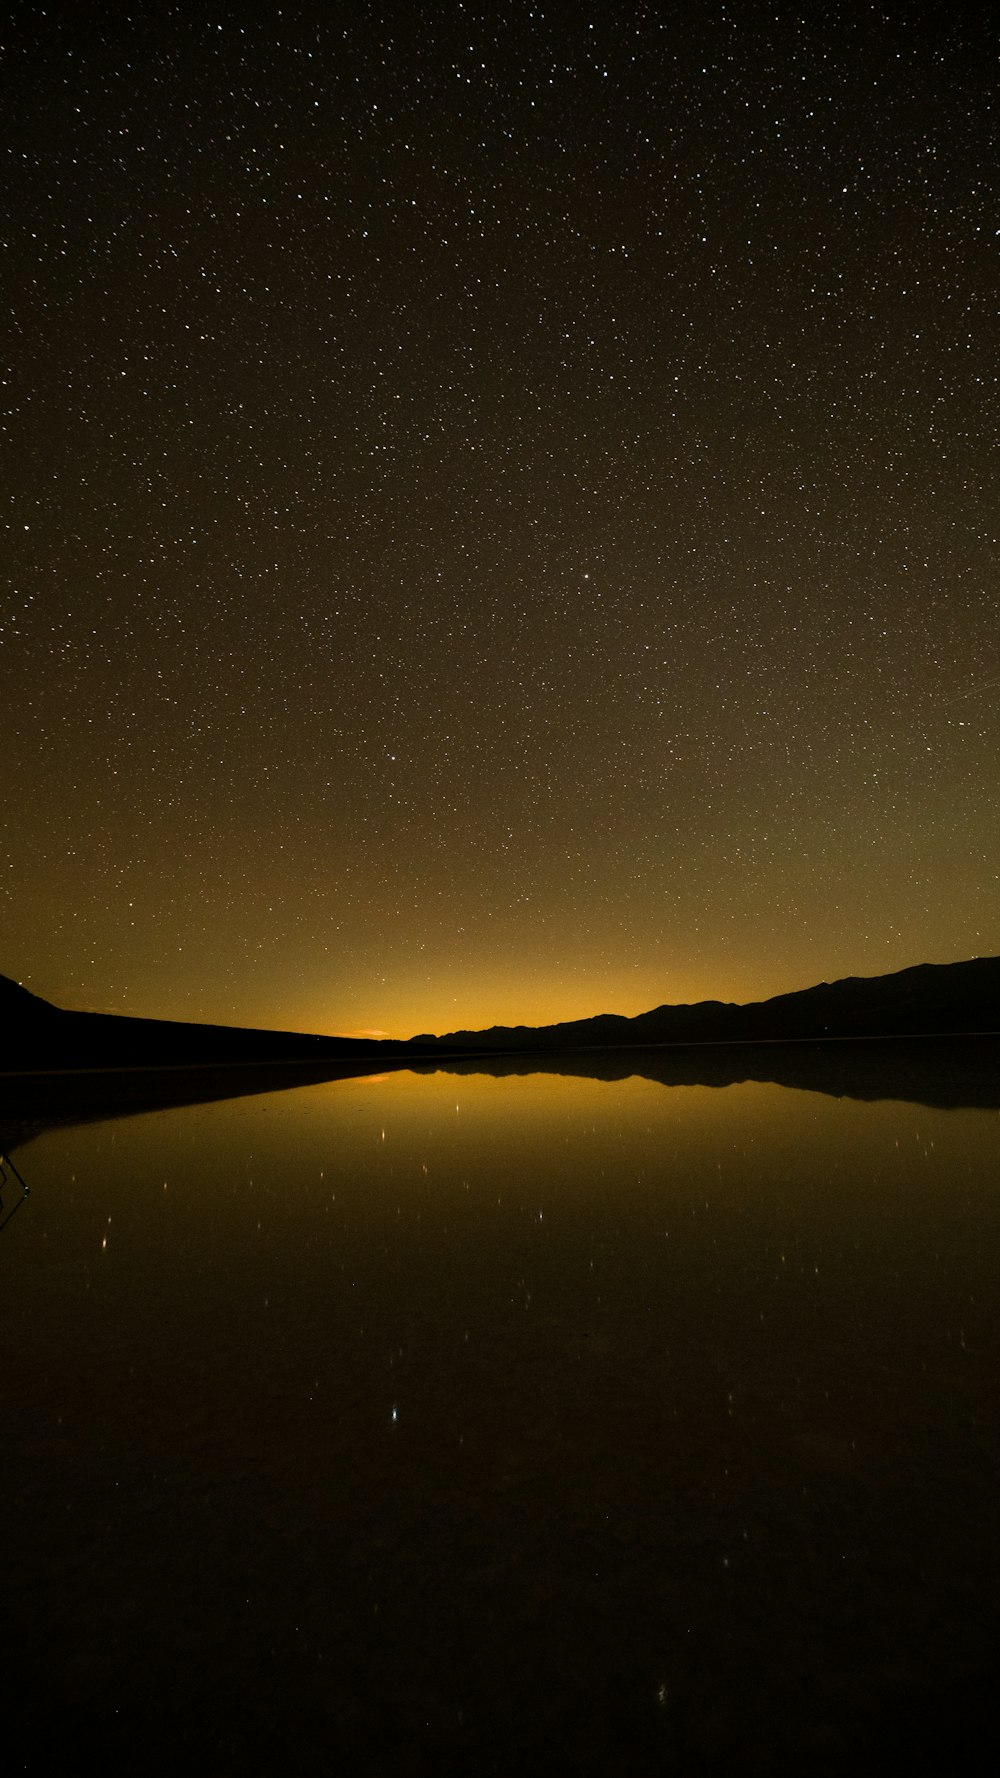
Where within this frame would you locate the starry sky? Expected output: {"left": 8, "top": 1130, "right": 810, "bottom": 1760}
{"left": 3, "top": 2, "right": 997, "bottom": 1039}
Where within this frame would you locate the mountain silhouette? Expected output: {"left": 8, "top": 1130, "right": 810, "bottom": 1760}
{"left": 0, "top": 973, "right": 402, "bottom": 1071}
{"left": 414, "top": 956, "right": 1000, "bottom": 1049}
{"left": 1, "top": 956, "right": 997, "bottom": 1078}
{"left": 1, "top": 959, "right": 998, "bottom": 1157}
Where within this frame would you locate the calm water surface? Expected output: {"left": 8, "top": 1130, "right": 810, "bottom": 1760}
{"left": 3, "top": 1067, "right": 999, "bottom": 1772}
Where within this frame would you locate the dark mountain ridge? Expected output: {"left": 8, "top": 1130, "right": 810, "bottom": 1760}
{"left": 2, "top": 955, "right": 997, "bottom": 1075}
{"left": 414, "top": 956, "right": 1000, "bottom": 1049}
{"left": 0, "top": 975, "right": 404, "bottom": 1071}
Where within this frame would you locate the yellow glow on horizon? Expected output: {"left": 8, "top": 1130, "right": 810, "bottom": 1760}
{"left": 282, "top": 964, "right": 838, "bottom": 1042}
{"left": 21, "top": 941, "right": 994, "bottom": 1047}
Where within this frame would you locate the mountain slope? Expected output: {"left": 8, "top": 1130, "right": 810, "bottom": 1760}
{"left": 0, "top": 976, "right": 400, "bottom": 1070}
{"left": 416, "top": 957, "right": 1000, "bottom": 1048}
{"left": 2, "top": 955, "right": 997, "bottom": 1073}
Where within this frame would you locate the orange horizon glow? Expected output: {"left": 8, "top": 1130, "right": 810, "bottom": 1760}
{"left": 21, "top": 941, "right": 994, "bottom": 1044}
{"left": 5, "top": 9, "right": 997, "bottom": 1092}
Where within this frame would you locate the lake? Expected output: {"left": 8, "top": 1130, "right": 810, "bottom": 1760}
{"left": 3, "top": 1058, "right": 999, "bottom": 1772}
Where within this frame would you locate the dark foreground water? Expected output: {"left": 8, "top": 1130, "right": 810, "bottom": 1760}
{"left": 3, "top": 1063, "right": 999, "bottom": 1773}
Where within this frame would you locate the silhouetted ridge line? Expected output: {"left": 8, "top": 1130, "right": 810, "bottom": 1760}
{"left": 1, "top": 956, "right": 998, "bottom": 1074}
{"left": 414, "top": 957, "right": 1000, "bottom": 1049}
{"left": 0, "top": 974, "right": 411, "bottom": 1070}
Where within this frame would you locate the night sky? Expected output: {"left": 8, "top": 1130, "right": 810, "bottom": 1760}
{"left": 3, "top": 3, "right": 997, "bottom": 1039}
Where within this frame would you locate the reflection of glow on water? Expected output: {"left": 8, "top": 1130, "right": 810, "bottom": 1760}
{"left": 4, "top": 1070, "right": 1000, "bottom": 1768}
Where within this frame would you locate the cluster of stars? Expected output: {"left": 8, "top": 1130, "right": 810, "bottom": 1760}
{"left": 2, "top": 3, "right": 997, "bottom": 1035}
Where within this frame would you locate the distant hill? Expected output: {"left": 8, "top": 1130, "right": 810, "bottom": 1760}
{"left": 0, "top": 974, "right": 403, "bottom": 1071}
{"left": 412, "top": 956, "right": 1000, "bottom": 1050}
{"left": 1, "top": 955, "right": 998, "bottom": 1074}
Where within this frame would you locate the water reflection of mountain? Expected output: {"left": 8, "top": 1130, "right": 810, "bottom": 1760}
{"left": 417, "top": 1037, "right": 1000, "bottom": 1113}
{"left": 0, "top": 1058, "right": 385, "bottom": 1158}
{"left": 2, "top": 1036, "right": 998, "bottom": 1159}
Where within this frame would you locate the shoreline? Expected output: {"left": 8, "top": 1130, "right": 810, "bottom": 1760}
{"left": 2, "top": 1030, "right": 999, "bottom": 1156}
